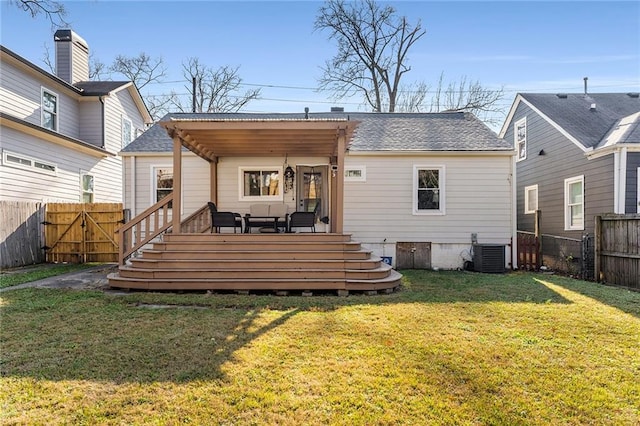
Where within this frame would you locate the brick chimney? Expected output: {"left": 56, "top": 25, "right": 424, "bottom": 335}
{"left": 54, "top": 29, "right": 89, "bottom": 84}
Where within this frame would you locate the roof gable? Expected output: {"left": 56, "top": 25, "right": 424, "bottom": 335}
{"left": 500, "top": 93, "right": 640, "bottom": 150}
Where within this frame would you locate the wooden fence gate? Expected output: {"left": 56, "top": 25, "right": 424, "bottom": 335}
{"left": 595, "top": 214, "right": 640, "bottom": 290}
{"left": 44, "top": 203, "right": 124, "bottom": 263}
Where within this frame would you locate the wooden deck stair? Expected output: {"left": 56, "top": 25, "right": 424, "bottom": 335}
{"left": 108, "top": 233, "right": 402, "bottom": 294}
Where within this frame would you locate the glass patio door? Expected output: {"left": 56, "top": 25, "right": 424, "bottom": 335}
{"left": 296, "top": 166, "right": 328, "bottom": 221}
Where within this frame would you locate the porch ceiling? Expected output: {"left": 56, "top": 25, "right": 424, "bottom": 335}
{"left": 160, "top": 119, "right": 359, "bottom": 161}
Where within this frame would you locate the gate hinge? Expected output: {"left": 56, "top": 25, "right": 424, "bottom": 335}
{"left": 41, "top": 245, "right": 50, "bottom": 251}
{"left": 41, "top": 221, "right": 52, "bottom": 225}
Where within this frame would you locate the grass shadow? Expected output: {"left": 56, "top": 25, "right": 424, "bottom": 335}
{"left": 3, "top": 270, "right": 635, "bottom": 385}
{"left": 531, "top": 274, "right": 640, "bottom": 319}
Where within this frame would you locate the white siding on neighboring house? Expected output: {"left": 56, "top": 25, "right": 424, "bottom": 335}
{"left": 104, "top": 89, "right": 145, "bottom": 153}
{"left": 0, "top": 58, "right": 81, "bottom": 138}
{"left": 0, "top": 126, "right": 121, "bottom": 202}
{"left": 344, "top": 154, "right": 513, "bottom": 269}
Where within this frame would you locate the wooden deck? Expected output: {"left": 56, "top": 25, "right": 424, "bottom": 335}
{"left": 108, "top": 233, "right": 402, "bottom": 295}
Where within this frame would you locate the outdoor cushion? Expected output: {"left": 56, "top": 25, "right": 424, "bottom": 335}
{"left": 249, "top": 204, "right": 270, "bottom": 216}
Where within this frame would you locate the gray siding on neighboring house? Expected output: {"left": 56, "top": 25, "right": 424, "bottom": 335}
{"left": 509, "top": 102, "right": 614, "bottom": 237}
{"left": 627, "top": 152, "right": 640, "bottom": 213}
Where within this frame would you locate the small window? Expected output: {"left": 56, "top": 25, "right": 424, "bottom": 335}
{"left": 564, "top": 175, "right": 584, "bottom": 230}
{"left": 122, "top": 116, "right": 133, "bottom": 147}
{"left": 345, "top": 166, "right": 366, "bottom": 182}
{"left": 515, "top": 117, "right": 526, "bottom": 161}
{"left": 413, "top": 165, "right": 445, "bottom": 215}
{"left": 239, "top": 167, "right": 282, "bottom": 201}
{"left": 154, "top": 167, "right": 173, "bottom": 207}
{"left": 81, "top": 172, "right": 94, "bottom": 203}
{"left": 2, "top": 150, "right": 57, "bottom": 175}
{"left": 42, "top": 88, "right": 58, "bottom": 131}
{"left": 524, "top": 184, "right": 538, "bottom": 214}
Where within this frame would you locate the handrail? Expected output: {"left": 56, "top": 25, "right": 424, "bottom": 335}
{"left": 180, "top": 204, "right": 210, "bottom": 233}
{"left": 116, "top": 194, "right": 174, "bottom": 265}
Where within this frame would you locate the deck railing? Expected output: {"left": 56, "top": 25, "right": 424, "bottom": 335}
{"left": 117, "top": 194, "right": 174, "bottom": 265}
{"left": 180, "top": 204, "right": 210, "bottom": 233}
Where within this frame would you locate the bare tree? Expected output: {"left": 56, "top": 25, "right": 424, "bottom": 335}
{"left": 9, "top": 0, "right": 68, "bottom": 27}
{"left": 395, "top": 73, "right": 505, "bottom": 125}
{"left": 171, "top": 58, "right": 261, "bottom": 113}
{"left": 430, "top": 74, "right": 505, "bottom": 125}
{"left": 109, "top": 53, "right": 166, "bottom": 90}
{"left": 315, "top": 0, "right": 425, "bottom": 112}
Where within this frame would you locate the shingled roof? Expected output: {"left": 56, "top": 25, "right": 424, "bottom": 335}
{"left": 514, "top": 93, "right": 640, "bottom": 149}
{"left": 122, "top": 111, "right": 511, "bottom": 154}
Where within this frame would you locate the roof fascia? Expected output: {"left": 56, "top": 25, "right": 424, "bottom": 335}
{"left": 498, "top": 94, "right": 522, "bottom": 138}
{"left": 586, "top": 143, "right": 640, "bottom": 160}
{"left": 1, "top": 112, "right": 112, "bottom": 158}
{"left": 119, "top": 151, "right": 199, "bottom": 157}
{"left": 347, "top": 150, "right": 515, "bottom": 157}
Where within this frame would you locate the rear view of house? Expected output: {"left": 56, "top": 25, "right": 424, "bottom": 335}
{"left": 119, "top": 111, "right": 515, "bottom": 277}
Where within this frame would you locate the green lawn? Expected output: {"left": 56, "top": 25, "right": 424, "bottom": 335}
{"left": 1, "top": 271, "right": 638, "bottom": 425}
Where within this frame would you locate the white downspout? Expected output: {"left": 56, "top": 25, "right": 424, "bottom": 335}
{"left": 510, "top": 153, "right": 517, "bottom": 270}
{"left": 619, "top": 147, "right": 627, "bottom": 214}
{"left": 614, "top": 148, "right": 628, "bottom": 213}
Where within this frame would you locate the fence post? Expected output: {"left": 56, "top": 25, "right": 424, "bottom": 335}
{"left": 594, "top": 215, "right": 602, "bottom": 282}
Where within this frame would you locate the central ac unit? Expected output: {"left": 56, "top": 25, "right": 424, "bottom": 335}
{"left": 473, "top": 244, "right": 505, "bottom": 273}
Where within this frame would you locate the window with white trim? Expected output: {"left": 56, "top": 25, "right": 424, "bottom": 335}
{"left": 239, "top": 167, "right": 282, "bottom": 201}
{"left": 413, "top": 165, "right": 445, "bottom": 215}
{"left": 153, "top": 166, "right": 173, "bottom": 207}
{"left": 564, "top": 175, "right": 584, "bottom": 230}
{"left": 41, "top": 88, "right": 58, "bottom": 131}
{"left": 122, "top": 116, "right": 133, "bottom": 147}
{"left": 515, "top": 117, "right": 526, "bottom": 161}
{"left": 80, "top": 172, "right": 94, "bottom": 203}
{"left": 2, "top": 150, "right": 57, "bottom": 175}
{"left": 345, "top": 166, "right": 366, "bottom": 182}
{"left": 524, "top": 184, "right": 538, "bottom": 214}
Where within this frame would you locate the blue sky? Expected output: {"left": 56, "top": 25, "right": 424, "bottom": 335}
{"left": 1, "top": 0, "right": 639, "bottom": 127}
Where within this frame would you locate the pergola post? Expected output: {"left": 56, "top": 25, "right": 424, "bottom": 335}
{"left": 172, "top": 135, "right": 182, "bottom": 232}
{"left": 210, "top": 158, "right": 218, "bottom": 204}
{"left": 334, "top": 128, "right": 346, "bottom": 233}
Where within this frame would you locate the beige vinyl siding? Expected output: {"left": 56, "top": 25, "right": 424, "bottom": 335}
{"left": 0, "top": 58, "right": 81, "bottom": 138}
{"left": 344, "top": 154, "right": 513, "bottom": 268}
{"left": 217, "top": 156, "right": 326, "bottom": 215}
{"left": 126, "top": 154, "right": 209, "bottom": 218}
{"left": 0, "top": 126, "right": 121, "bottom": 202}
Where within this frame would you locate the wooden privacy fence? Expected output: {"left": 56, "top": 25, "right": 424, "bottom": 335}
{"left": 595, "top": 214, "right": 640, "bottom": 290}
{"left": 44, "top": 203, "right": 124, "bottom": 263}
{"left": 517, "top": 231, "right": 540, "bottom": 271}
{"left": 0, "top": 200, "right": 45, "bottom": 269}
